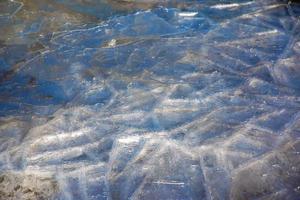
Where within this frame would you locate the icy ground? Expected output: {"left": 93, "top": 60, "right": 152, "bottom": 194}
{"left": 0, "top": 0, "right": 300, "bottom": 199}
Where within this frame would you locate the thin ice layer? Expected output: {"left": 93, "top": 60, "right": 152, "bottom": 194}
{"left": 0, "top": 1, "right": 300, "bottom": 200}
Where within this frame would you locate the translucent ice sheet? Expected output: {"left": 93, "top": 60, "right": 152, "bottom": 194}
{"left": 0, "top": 0, "right": 300, "bottom": 200}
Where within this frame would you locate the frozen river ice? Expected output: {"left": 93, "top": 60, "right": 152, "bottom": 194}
{"left": 0, "top": 0, "right": 300, "bottom": 199}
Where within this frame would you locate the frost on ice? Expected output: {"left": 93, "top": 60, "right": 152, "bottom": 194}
{"left": 0, "top": 0, "right": 300, "bottom": 199}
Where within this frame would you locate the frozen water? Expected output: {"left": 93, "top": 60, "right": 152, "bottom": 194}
{"left": 0, "top": 0, "right": 300, "bottom": 200}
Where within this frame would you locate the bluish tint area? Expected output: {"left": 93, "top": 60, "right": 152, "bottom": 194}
{"left": 0, "top": 0, "right": 300, "bottom": 200}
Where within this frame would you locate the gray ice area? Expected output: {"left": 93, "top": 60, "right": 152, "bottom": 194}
{"left": 0, "top": 0, "right": 300, "bottom": 199}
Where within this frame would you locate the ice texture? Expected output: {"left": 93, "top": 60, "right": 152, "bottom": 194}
{"left": 0, "top": 0, "right": 300, "bottom": 200}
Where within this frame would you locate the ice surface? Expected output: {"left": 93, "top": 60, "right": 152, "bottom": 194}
{"left": 0, "top": 0, "right": 300, "bottom": 200}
